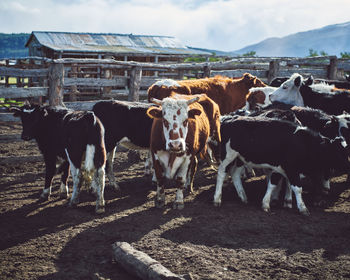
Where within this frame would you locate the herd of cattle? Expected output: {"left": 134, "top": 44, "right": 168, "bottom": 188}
{"left": 9, "top": 72, "right": 350, "bottom": 215}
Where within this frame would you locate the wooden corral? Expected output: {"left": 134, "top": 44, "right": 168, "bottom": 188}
{"left": 1, "top": 55, "right": 350, "bottom": 165}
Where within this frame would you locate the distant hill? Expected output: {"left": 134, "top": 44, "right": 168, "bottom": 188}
{"left": 0, "top": 33, "right": 30, "bottom": 58}
{"left": 233, "top": 21, "right": 350, "bottom": 57}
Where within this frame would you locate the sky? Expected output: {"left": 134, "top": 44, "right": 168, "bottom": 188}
{"left": 0, "top": 0, "right": 349, "bottom": 52}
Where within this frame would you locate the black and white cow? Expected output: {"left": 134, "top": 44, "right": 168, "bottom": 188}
{"left": 11, "top": 103, "right": 106, "bottom": 214}
{"left": 270, "top": 76, "right": 350, "bottom": 90}
{"left": 92, "top": 100, "right": 154, "bottom": 190}
{"left": 269, "top": 74, "right": 350, "bottom": 115}
{"left": 213, "top": 116, "right": 348, "bottom": 215}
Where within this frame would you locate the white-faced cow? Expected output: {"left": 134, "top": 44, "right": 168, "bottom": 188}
{"left": 11, "top": 104, "right": 106, "bottom": 214}
{"left": 92, "top": 100, "right": 154, "bottom": 190}
{"left": 213, "top": 116, "right": 348, "bottom": 215}
{"left": 269, "top": 74, "right": 350, "bottom": 116}
{"left": 147, "top": 96, "right": 211, "bottom": 209}
{"left": 148, "top": 73, "right": 266, "bottom": 114}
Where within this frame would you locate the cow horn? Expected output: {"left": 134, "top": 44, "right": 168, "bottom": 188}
{"left": 187, "top": 96, "right": 200, "bottom": 105}
{"left": 150, "top": 98, "right": 162, "bottom": 105}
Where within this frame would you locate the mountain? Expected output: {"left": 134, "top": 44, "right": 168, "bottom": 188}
{"left": 0, "top": 33, "right": 30, "bottom": 58}
{"left": 233, "top": 21, "right": 350, "bottom": 57}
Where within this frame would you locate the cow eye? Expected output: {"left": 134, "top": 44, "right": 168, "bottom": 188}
{"left": 183, "top": 119, "right": 188, "bottom": 126}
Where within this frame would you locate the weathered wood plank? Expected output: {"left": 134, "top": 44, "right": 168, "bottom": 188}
{"left": 0, "top": 113, "right": 19, "bottom": 122}
{"left": 64, "top": 77, "right": 127, "bottom": 87}
{"left": 211, "top": 69, "right": 268, "bottom": 78}
{"left": 0, "top": 66, "right": 49, "bottom": 78}
{"left": 0, "top": 87, "right": 48, "bottom": 98}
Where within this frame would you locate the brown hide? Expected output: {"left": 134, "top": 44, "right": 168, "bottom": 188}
{"left": 147, "top": 73, "right": 266, "bottom": 114}
{"left": 148, "top": 101, "right": 210, "bottom": 157}
{"left": 246, "top": 90, "right": 267, "bottom": 110}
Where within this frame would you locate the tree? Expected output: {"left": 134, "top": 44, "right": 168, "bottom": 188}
{"left": 242, "top": 51, "right": 256, "bottom": 57}
{"left": 340, "top": 52, "right": 350, "bottom": 58}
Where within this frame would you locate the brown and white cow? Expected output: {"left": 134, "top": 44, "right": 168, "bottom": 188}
{"left": 146, "top": 96, "right": 211, "bottom": 209}
{"left": 148, "top": 73, "right": 266, "bottom": 114}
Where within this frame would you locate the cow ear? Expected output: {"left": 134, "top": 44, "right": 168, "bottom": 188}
{"left": 304, "top": 76, "right": 313, "bottom": 86}
{"left": 146, "top": 107, "right": 162, "bottom": 119}
{"left": 294, "top": 76, "right": 302, "bottom": 87}
{"left": 188, "top": 108, "right": 202, "bottom": 119}
{"left": 9, "top": 107, "right": 22, "bottom": 117}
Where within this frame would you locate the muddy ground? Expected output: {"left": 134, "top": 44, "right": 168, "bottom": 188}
{"left": 1, "top": 121, "right": 350, "bottom": 280}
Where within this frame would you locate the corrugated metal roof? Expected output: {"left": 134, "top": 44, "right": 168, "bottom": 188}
{"left": 26, "top": 31, "right": 211, "bottom": 56}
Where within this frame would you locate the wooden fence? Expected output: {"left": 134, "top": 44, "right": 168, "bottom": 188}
{"left": 1, "top": 55, "right": 350, "bottom": 164}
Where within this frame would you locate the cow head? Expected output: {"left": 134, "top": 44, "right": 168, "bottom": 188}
{"left": 10, "top": 103, "right": 48, "bottom": 141}
{"left": 242, "top": 73, "right": 266, "bottom": 88}
{"left": 269, "top": 73, "right": 304, "bottom": 106}
{"left": 147, "top": 97, "right": 201, "bottom": 153}
{"left": 334, "top": 112, "right": 350, "bottom": 150}
{"left": 323, "top": 136, "right": 350, "bottom": 173}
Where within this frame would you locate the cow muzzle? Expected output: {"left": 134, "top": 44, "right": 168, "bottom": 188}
{"left": 167, "top": 140, "right": 185, "bottom": 153}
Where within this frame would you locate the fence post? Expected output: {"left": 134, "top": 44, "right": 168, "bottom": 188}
{"left": 267, "top": 60, "right": 280, "bottom": 84}
{"left": 128, "top": 66, "right": 142, "bottom": 101}
{"left": 328, "top": 57, "right": 338, "bottom": 80}
{"left": 48, "top": 62, "right": 65, "bottom": 106}
{"left": 203, "top": 65, "right": 211, "bottom": 78}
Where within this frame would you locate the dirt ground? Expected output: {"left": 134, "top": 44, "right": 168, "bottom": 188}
{"left": 1, "top": 121, "right": 350, "bottom": 280}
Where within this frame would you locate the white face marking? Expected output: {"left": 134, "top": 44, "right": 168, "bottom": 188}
{"left": 336, "top": 115, "right": 350, "bottom": 148}
{"left": 161, "top": 98, "right": 190, "bottom": 152}
{"left": 23, "top": 108, "right": 35, "bottom": 113}
{"left": 155, "top": 79, "right": 180, "bottom": 88}
{"left": 269, "top": 73, "right": 304, "bottom": 106}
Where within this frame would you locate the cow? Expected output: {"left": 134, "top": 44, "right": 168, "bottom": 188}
{"left": 213, "top": 116, "right": 348, "bottom": 215}
{"left": 270, "top": 76, "right": 350, "bottom": 90}
{"left": 245, "top": 86, "right": 275, "bottom": 111}
{"left": 11, "top": 103, "right": 106, "bottom": 214}
{"left": 269, "top": 74, "right": 350, "bottom": 115}
{"left": 147, "top": 73, "right": 267, "bottom": 114}
{"left": 92, "top": 100, "right": 154, "bottom": 190}
{"left": 146, "top": 96, "right": 211, "bottom": 209}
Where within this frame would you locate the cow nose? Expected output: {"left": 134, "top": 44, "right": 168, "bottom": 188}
{"left": 168, "top": 140, "right": 182, "bottom": 151}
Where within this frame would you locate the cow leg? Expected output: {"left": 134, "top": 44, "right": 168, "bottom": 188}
{"left": 173, "top": 156, "right": 191, "bottom": 210}
{"left": 40, "top": 156, "right": 56, "bottom": 200}
{"left": 59, "top": 160, "right": 70, "bottom": 199}
{"left": 186, "top": 156, "right": 198, "bottom": 194}
{"left": 93, "top": 167, "right": 106, "bottom": 214}
{"left": 262, "top": 174, "right": 280, "bottom": 212}
{"left": 68, "top": 164, "right": 82, "bottom": 208}
{"left": 214, "top": 147, "right": 238, "bottom": 207}
{"left": 152, "top": 155, "right": 166, "bottom": 208}
{"left": 289, "top": 183, "right": 309, "bottom": 215}
{"left": 283, "top": 181, "right": 293, "bottom": 209}
{"left": 144, "top": 150, "right": 153, "bottom": 175}
{"left": 230, "top": 159, "right": 248, "bottom": 203}
{"left": 106, "top": 147, "right": 120, "bottom": 192}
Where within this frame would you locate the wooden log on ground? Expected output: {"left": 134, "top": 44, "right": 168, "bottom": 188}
{"left": 112, "top": 241, "right": 185, "bottom": 280}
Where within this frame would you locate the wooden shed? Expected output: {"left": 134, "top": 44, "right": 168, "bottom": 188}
{"left": 25, "top": 31, "right": 212, "bottom": 63}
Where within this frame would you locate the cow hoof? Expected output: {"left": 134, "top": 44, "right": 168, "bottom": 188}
{"left": 95, "top": 206, "right": 105, "bottom": 214}
{"left": 59, "top": 192, "right": 69, "bottom": 199}
{"left": 173, "top": 202, "right": 184, "bottom": 210}
{"left": 213, "top": 201, "right": 221, "bottom": 207}
{"left": 300, "top": 208, "right": 310, "bottom": 216}
{"left": 283, "top": 200, "right": 293, "bottom": 209}
{"left": 262, "top": 207, "right": 270, "bottom": 213}
{"left": 155, "top": 198, "right": 165, "bottom": 208}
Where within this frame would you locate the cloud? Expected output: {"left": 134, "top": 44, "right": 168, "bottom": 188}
{"left": 0, "top": 0, "right": 349, "bottom": 51}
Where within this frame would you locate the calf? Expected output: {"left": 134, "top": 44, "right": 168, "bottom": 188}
{"left": 92, "top": 100, "right": 154, "bottom": 190}
{"left": 213, "top": 116, "right": 348, "bottom": 215}
{"left": 148, "top": 73, "right": 266, "bottom": 114}
{"left": 11, "top": 103, "right": 106, "bottom": 214}
{"left": 147, "top": 96, "right": 210, "bottom": 209}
